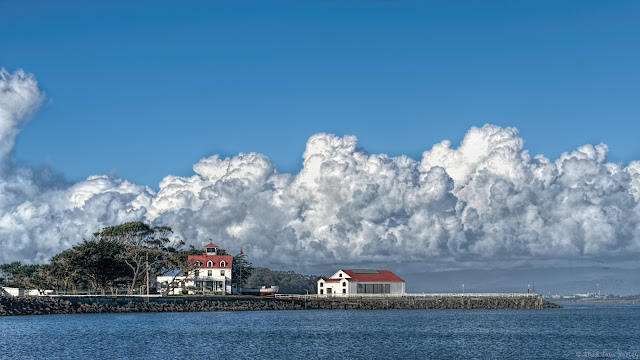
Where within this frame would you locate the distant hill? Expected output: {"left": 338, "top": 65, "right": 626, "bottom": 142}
{"left": 246, "top": 268, "right": 320, "bottom": 294}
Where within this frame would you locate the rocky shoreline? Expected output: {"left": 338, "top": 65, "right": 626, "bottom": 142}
{"left": 0, "top": 295, "right": 561, "bottom": 316}
{"left": 0, "top": 296, "right": 303, "bottom": 316}
{"left": 284, "top": 295, "right": 562, "bottom": 310}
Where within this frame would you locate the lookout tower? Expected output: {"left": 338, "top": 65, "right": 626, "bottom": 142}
{"left": 204, "top": 242, "right": 218, "bottom": 256}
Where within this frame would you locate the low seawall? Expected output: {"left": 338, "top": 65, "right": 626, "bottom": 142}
{"left": 284, "top": 295, "right": 562, "bottom": 310}
{"left": 0, "top": 296, "right": 302, "bottom": 316}
{"left": 0, "top": 295, "right": 561, "bottom": 316}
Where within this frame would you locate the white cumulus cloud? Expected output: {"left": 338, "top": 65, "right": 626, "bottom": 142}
{"left": 1, "top": 68, "right": 639, "bottom": 271}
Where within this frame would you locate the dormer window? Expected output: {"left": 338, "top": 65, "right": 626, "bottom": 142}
{"left": 220, "top": 261, "right": 226, "bottom": 267}
{"left": 195, "top": 261, "right": 201, "bottom": 267}
{"left": 207, "top": 260, "right": 213, "bottom": 267}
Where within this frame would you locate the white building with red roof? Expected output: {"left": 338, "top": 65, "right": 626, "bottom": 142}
{"left": 187, "top": 243, "right": 233, "bottom": 295}
{"left": 157, "top": 242, "right": 233, "bottom": 295}
{"left": 317, "top": 269, "right": 405, "bottom": 296}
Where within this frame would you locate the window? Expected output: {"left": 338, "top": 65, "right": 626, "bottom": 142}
{"left": 320, "top": 289, "right": 324, "bottom": 295}
{"left": 207, "top": 260, "right": 213, "bottom": 267}
{"left": 356, "top": 283, "right": 392, "bottom": 294}
{"left": 206, "top": 247, "right": 216, "bottom": 253}
{"left": 220, "top": 270, "right": 225, "bottom": 276}
{"left": 342, "top": 282, "right": 346, "bottom": 287}
{"left": 343, "top": 289, "right": 346, "bottom": 294}
{"left": 220, "top": 261, "right": 226, "bottom": 267}
{"left": 195, "top": 261, "right": 201, "bottom": 267}
{"left": 208, "top": 270, "right": 212, "bottom": 277}
{"left": 339, "top": 273, "right": 342, "bottom": 277}
{"left": 319, "top": 282, "right": 323, "bottom": 287}
{"left": 194, "top": 270, "right": 199, "bottom": 277}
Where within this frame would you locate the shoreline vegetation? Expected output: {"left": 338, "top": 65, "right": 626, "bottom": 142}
{"left": 0, "top": 295, "right": 562, "bottom": 316}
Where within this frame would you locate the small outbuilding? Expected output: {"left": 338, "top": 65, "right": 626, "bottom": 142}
{"left": 317, "top": 269, "right": 405, "bottom": 296}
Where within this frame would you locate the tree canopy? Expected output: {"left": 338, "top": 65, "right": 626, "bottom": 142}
{"left": 93, "top": 221, "right": 184, "bottom": 294}
{"left": 232, "top": 253, "right": 253, "bottom": 288}
{"left": 0, "top": 261, "right": 40, "bottom": 288}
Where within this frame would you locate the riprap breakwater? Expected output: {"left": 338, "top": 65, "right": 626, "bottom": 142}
{"left": 0, "top": 296, "right": 300, "bottom": 316}
{"left": 0, "top": 295, "right": 560, "bottom": 316}
{"left": 281, "top": 294, "right": 561, "bottom": 310}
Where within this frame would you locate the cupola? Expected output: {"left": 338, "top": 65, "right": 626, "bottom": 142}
{"left": 203, "top": 242, "right": 218, "bottom": 256}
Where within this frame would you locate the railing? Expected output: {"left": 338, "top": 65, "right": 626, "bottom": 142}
{"left": 275, "top": 293, "right": 539, "bottom": 300}
{"left": 28, "top": 289, "right": 163, "bottom": 297}
{"left": 50, "top": 294, "right": 162, "bottom": 298}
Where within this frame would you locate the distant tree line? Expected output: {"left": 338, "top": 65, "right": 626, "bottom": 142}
{"left": 246, "top": 268, "right": 320, "bottom": 294}
{"left": 0, "top": 221, "right": 321, "bottom": 296}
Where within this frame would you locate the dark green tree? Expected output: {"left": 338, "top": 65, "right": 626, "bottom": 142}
{"left": 94, "top": 221, "right": 184, "bottom": 294}
{"left": 28, "top": 265, "right": 55, "bottom": 295}
{"left": 0, "top": 261, "right": 40, "bottom": 288}
{"left": 47, "top": 247, "right": 88, "bottom": 294}
{"left": 73, "top": 239, "right": 130, "bottom": 295}
{"left": 232, "top": 253, "right": 253, "bottom": 289}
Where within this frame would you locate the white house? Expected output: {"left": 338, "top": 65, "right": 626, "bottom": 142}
{"left": 317, "top": 269, "right": 405, "bottom": 296}
{"left": 157, "top": 243, "right": 233, "bottom": 295}
{"left": 0, "top": 287, "right": 53, "bottom": 296}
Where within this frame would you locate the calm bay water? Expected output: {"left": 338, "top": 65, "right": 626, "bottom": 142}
{"left": 0, "top": 302, "right": 638, "bottom": 359}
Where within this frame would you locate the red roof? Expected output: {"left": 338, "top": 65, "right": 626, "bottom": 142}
{"left": 188, "top": 254, "right": 232, "bottom": 268}
{"left": 341, "top": 269, "right": 404, "bottom": 282}
{"left": 203, "top": 242, "right": 218, "bottom": 248}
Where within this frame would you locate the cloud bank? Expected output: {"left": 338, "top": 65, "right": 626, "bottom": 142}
{"left": 1, "top": 68, "right": 639, "bottom": 270}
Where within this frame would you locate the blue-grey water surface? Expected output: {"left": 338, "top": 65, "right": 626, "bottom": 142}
{"left": 0, "top": 302, "right": 638, "bottom": 359}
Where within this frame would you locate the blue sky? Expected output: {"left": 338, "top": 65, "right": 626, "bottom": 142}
{"left": 2, "top": 0, "right": 639, "bottom": 187}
